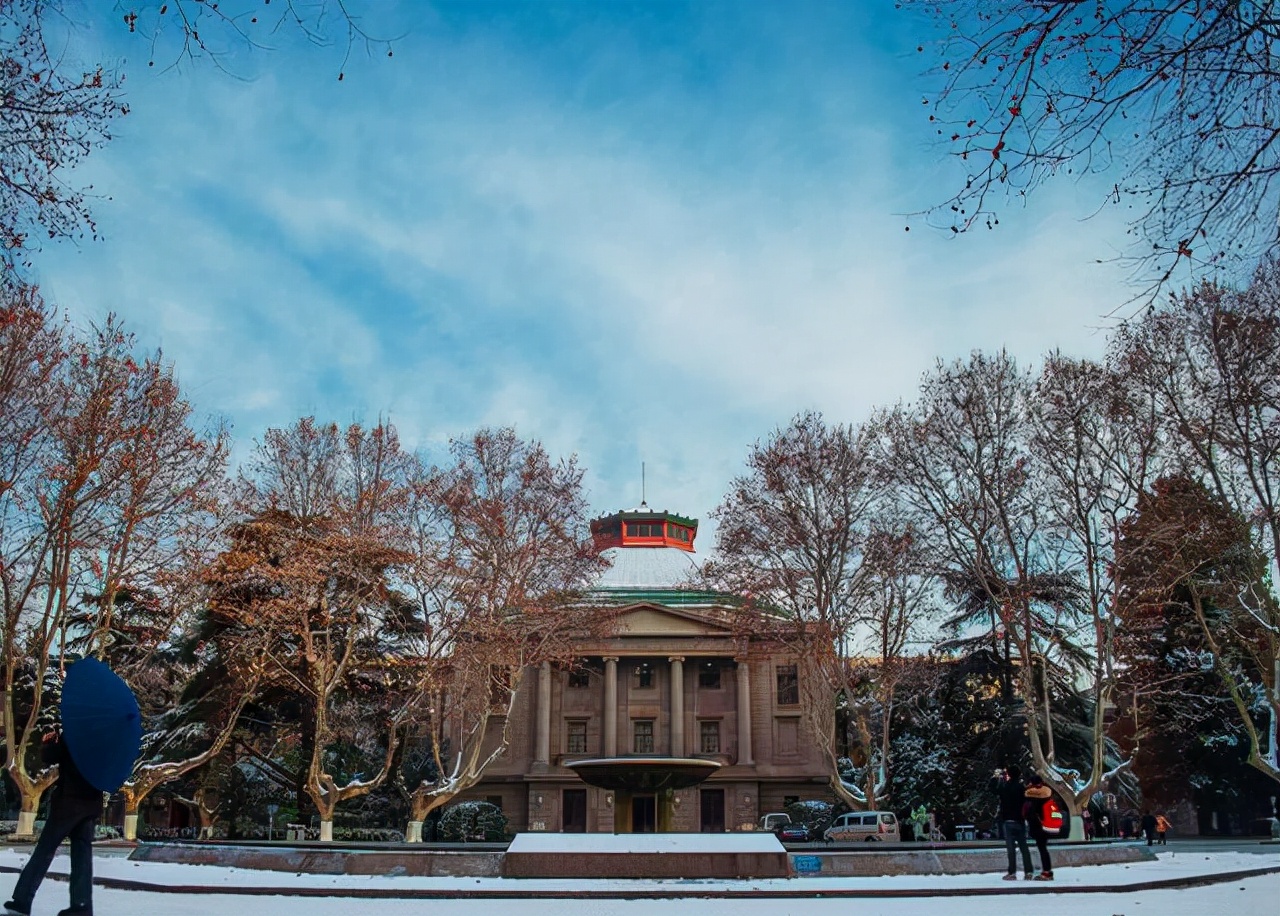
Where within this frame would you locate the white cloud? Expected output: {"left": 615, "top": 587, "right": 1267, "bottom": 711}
{"left": 32, "top": 5, "right": 1140, "bottom": 546}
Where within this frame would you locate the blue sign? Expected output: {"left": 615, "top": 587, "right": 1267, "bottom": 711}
{"left": 793, "top": 855, "right": 822, "bottom": 874}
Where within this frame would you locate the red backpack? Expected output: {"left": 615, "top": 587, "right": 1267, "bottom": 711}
{"left": 1040, "top": 798, "right": 1065, "bottom": 835}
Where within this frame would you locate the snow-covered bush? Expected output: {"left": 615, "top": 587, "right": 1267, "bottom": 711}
{"left": 437, "top": 801, "right": 508, "bottom": 842}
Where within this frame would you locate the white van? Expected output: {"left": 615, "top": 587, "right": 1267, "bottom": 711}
{"left": 823, "top": 810, "right": 901, "bottom": 842}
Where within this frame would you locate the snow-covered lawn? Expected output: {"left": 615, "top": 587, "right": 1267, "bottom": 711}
{"left": 0, "top": 848, "right": 1274, "bottom": 914}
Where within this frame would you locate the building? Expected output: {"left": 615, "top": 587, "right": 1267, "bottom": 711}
{"left": 462, "top": 505, "right": 833, "bottom": 832}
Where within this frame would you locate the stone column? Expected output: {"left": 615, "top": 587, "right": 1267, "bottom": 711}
{"left": 603, "top": 656, "right": 619, "bottom": 757}
{"left": 735, "top": 658, "right": 754, "bottom": 766}
{"left": 535, "top": 661, "right": 551, "bottom": 765}
{"left": 668, "top": 656, "right": 685, "bottom": 757}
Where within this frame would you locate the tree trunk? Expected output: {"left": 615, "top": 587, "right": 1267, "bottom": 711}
{"left": 124, "top": 813, "right": 139, "bottom": 842}
{"left": 15, "top": 797, "right": 38, "bottom": 839}
{"left": 405, "top": 820, "right": 423, "bottom": 843}
{"left": 319, "top": 820, "right": 333, "bottom": 842}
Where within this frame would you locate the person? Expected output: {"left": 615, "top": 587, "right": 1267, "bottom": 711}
{"left": 1141, "top": 811, "right": 1157, "bottom": 846}
{"left": 4, "top": 728, "right": 100, "bottom": 916}
{"left": 991, "top": 765, "right": 1034, "bottom": 881}
{"left": 1099, "top": 813, "right": 1110, "bottom": 838}
{"left": 1155, "top": 813, "right": 1170, "bottom": 845}
{"left": 1023, "top": 774, "right": 1054, "bottom": 880}
{"left": 1081, "top": 807, "right": 1094, "bottom": 842}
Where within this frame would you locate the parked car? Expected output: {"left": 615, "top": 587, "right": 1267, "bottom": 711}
{"left": 759, "top": 812, "right": 792, "bottom": 832}
{"left": 777, "top": 822, "right": 812, "bottom": 842}
{"left": 823, "top": 810, "right": 901, "bottom": 842}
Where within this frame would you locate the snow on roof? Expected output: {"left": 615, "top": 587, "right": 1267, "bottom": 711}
{"left": 594, "top": 546, "right": 702, "bottom": 590}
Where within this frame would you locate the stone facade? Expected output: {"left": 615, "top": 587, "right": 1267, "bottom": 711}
{"left": 458, "top": 600, "right": 833, "bottom": 833}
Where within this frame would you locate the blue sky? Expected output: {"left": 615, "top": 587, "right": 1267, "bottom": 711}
{"left": 33, "top": 1, "right": 1143, "bottom": 547}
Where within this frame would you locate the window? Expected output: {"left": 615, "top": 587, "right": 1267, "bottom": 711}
{"left": 568, "top": 668, "right": 590, "bottom": 689}
{"left": 624, "top": 522, "right": 664, "bottom": 537}
{"left": 668, "top": 524, "right": 692, "bottom": 543}
{"left": 566, "top": 720, "right": 587, "bottom": 754}
{"left": 776, "top": 717, "right": 799, "bottom": 756}
{"left": 633, "top": 720, "right": 654, "bottom": 754}
{"left": 698, "top": 663, "right": 721, "bottom": 689}
{"left": 776, "top": 664, "right": 799, "bottom": 705}
{"left": 633, "top": 663, "right": 654, "bottom": 689}
{"left": 699, "top": 720, "right": 720, "bottom": 754}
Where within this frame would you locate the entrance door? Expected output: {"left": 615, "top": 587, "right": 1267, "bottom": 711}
{"left": 699, "top": 788, "right": 725, "bottom": 833}
{"left": 562, "top": 789, "right": 587, "bottom": 833}
{"left": 632, "top": 795, "right": 657, "bottom": 833}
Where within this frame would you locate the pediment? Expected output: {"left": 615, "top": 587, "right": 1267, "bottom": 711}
{"left": 606, "top": 603, "right": 737, "bottom": 638}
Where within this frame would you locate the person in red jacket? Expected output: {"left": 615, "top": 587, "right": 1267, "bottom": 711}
{"left": 1023, "top": 775, "right": 1054, "bottom": 881}
{"left": 4, "top": 728, "right": 100, "bottom": 916}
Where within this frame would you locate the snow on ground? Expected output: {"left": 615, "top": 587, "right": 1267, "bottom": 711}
{"left": 0, "top": 848, "right": 1275, "bottom": 915}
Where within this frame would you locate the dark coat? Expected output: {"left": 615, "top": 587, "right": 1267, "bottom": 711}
{"left": 992, "top": 775, "right": 1027, "bottom": 822}
{"left": 43, "top": 736, "right": 102, "bottom": 819}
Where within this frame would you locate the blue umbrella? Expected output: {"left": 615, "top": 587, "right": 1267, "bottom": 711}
{"left": 60, "top": 657, "right": 142, "bottom": 792}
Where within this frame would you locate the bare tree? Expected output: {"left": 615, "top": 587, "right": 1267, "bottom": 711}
{"left": 0, "top": 308, "right": 226, "bottom": 834}
{"left": 907, "top": 1, "right": 1280, "bottom": 297}
{"left": 0, "top": 284, "right": 66, "bottom": 834}
{"left": 0, "top": 0, "right": 391, "bottom": 265}
{"left": 1025, "top": 351, "right": 1160, "bottom": 824}
{"left": 0, "top": 0, "right": 126, "bottom": 263}
{"left": 397, "top": 428, "right": 604, "bottom": 840}
{"left": 876, "top": 350, "right": 1103, "bottom": 828}
{"left": 704, "top": 411, "right": 899, "bottom": 809}
{"left": 210, "top": 418, "right": 416, "bottom": 841}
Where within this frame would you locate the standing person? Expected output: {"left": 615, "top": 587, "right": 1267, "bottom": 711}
{"left": 1023, "top": 774, "right": 1054, "bottom": 881}
{"left": 4, "top": 728, "right": 100, "bottom": 916}
{"left": 1155, "top": 813, "right": 1170, "bottom": 845}
{"left": 1141, "top": 811, "right": 1157, "bottom": 846}
{"left": 991, "top": 765, "right": 1034, "bottom": 881}
{"left": 1081, "top": 808, "right": 1094, "bottom": 842}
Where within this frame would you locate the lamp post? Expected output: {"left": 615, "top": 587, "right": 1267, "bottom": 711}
{"left": 267, "top": 803, "right": 279, "bottom": 841}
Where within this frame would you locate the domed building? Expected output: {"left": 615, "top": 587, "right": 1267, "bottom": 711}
{"left": 460, "top": 504, "right": 833, "bottom": 834}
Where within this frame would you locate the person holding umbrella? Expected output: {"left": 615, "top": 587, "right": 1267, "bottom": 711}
{"left": 5, "top": 658, "right": 142, "bottom": 916}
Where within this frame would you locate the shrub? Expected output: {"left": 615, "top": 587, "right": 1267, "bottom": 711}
{"left": 332, "top": 826, "right": 405, "bottom": 843}
{"left": 785, "top": 800, "right": 834, "bottom": 834}
{"left": 437, "top": 801, "right": 507, "bottom": 842}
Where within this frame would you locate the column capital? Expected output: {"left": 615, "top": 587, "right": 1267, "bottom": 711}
{"left": 667, "top": 655, "right": 685, "bottom": 664}
{"left": 603, "top": 655, "right": 620, "bottom": 664}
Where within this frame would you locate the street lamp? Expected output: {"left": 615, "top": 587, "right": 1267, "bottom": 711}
{"left": 266, "top": 803, "right": 279, "bottom": 841}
